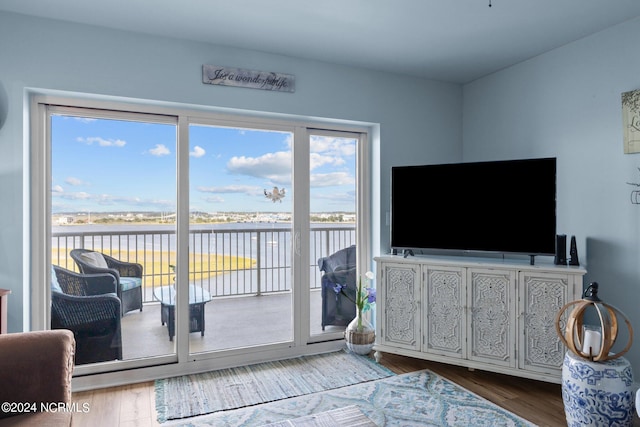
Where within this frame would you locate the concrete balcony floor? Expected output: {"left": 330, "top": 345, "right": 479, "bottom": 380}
{"left": 120, "top": 289, "right": 347, "bottom": 360}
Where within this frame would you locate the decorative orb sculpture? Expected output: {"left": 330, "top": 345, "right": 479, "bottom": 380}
{"left": 555, "top": 282, "right": 633, "bottom": 362}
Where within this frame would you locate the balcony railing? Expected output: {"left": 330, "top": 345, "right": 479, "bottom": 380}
{"left": 51, "top": 224, "right": 355, "bottom": 304}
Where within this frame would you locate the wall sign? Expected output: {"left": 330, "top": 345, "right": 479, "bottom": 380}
{"left": 202, "top": 65, "right": 295, "bottom": 93}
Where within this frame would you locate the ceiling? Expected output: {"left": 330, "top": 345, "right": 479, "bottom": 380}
{"left": 2, "top": 0, "right": 640, "bottom": 83}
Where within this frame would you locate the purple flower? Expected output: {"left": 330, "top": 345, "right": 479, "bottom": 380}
{"left": 366, "top": 288, "right": 376, "bottom": 304}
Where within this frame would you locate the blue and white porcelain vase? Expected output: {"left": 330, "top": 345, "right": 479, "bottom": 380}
{"left": 562, "top": 351, "right": 635, "bottom": 426}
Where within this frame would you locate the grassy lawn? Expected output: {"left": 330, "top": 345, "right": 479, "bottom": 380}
{"left": 52, "top": 248, "right": 255, "bottom": 287}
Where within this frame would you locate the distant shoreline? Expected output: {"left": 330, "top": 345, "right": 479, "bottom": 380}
{"left": 52, "top": 211, "right": 355, "bottom": 224}
{"left": 52, "top": 220, "right": 355, "bottom": 227}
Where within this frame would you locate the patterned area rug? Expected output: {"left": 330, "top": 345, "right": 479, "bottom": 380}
{"left": 260, "top": 405, "right": 376, "bottom": 427}
{"left": 155, "top": 351, "right": 395, "bottom": 422}
{"left": 162, "top": 369, "right": 536, "bottom": 427}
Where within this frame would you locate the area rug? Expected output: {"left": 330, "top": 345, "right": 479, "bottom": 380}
{"left": 260, "top": 405, "right": 376, "bottom": 427}
{"left": 155, "top": 350, "right": 395, "bottom": 422}
{"left": 161, "top": 369, "right": 536, "bottom": 427}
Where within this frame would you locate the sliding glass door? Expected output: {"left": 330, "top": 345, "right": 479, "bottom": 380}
{"left": 34, "top": 97, "right": 369, "bottom": 377}
{"left": 307, "top": 131, "right": 360, "bottom": 340}
{"left": 187, "top": 122, "right": 294, "bottom": 354}
{"left": 49, "top": 107, "right": 179, "bottom": 369}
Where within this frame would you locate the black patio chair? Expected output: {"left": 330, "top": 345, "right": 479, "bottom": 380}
{"left": 51, "top": 265, "right": 122, "bottom": 365}
{"left": 317, "top": 245, "right": 357, "bottom": 330}
{"left": 70, "top": 249, "right": 143, "bottom": 316}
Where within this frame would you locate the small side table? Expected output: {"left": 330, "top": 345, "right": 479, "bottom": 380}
{"left": 0, "top": 289, "right": 10, "bottom": 334}
{"left": 153, "top": 285, "right": 211, "bottom": 341}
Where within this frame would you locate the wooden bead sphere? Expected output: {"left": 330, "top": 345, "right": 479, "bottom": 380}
{"left": 555, "top": 282, "right": 633, "bottom": 362}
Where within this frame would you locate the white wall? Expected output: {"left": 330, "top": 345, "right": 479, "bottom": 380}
{"left": 464, "top": 17, "right": 640, "bottom": 369}
{"left": 0, "top": 12, "right": 462, "bottom": 331}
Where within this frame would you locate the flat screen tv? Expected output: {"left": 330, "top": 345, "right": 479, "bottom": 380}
{"left": 391, "top": 157, "right": 556, "bottom": 257}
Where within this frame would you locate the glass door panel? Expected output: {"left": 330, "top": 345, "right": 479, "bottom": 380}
{"left": 188, "top": 124, "right": 294, "bottom": 353}
{"left": 50, "top": 112, "right": 178, "bottom": 366}
{"left": 308, "top": 133, "right": 358, "bottom": 339}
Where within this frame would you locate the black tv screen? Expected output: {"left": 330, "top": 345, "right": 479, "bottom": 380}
{"left": 391, "top": 157, "right": 557, "bottom": 256}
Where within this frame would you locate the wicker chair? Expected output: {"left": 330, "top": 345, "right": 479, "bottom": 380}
{"left": 51, "top": 265, "right": 122, "bottom": 365}
{"left": 317, "top": 245, "right": 357, "bottom": 330}
{"left": 70, "top": 248, "right": 143, "bottom": 316}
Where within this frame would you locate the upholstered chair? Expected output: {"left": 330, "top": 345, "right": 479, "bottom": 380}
{"left": 70, "top": 249, "right": 143, "bottom": 315}
{"left": 317, "top": 245, "right": 357, "bottom": 330}
{"left": 0, "top": 329, "right": 75, "bottom": 426}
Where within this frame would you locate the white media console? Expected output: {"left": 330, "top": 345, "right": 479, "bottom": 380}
{"left": 374, "top": 254, "right": 587, "bottom": 383}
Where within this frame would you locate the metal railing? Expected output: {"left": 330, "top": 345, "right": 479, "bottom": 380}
{"left": 52, "top": 225, "right": 355, "bottom": 303}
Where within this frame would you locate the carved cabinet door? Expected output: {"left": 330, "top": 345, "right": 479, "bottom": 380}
{"left": 377, "top": 262, "right": 421, "bottom": 351}
{"left": 518, "top": 271, "right": 580, "bottom": 375}
{"left": 423, "top": 266, "right": 466, "bottom": 358}
{"left": 467, "top": 268, "right": 516, "bottom": 368}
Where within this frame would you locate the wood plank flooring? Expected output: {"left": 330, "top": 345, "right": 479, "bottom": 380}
{"left": 70, "top": 352, "right": 638, "bottom": 427}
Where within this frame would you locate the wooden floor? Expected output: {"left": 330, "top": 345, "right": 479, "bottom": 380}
{"left": 70, "top": 352, "right": 595, "bottom": 427}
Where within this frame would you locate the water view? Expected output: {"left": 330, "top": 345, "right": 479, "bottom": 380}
{"left": 52, "top": 221, "right": 355, "bottom": 300}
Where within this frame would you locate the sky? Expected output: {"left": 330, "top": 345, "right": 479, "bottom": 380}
{"left": 51, "top": 115, "right": 357, "bottom": 214}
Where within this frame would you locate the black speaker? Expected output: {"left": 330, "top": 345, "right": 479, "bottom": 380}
{"left": 555, "top": 234, "right": 567, "bottom": 265}
{"left": 569, "top": 235, "right": 580, "bottom": 266}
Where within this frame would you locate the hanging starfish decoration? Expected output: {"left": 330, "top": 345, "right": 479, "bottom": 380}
{"left": 264, "top": 186, "right": 286, "bottom": 203}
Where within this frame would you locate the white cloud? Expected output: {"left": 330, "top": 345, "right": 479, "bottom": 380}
{"left": 227, "top": 151, "right": 291, "bottom": 180}
{"left": 190, "top": 146, "right": 206, "bottom": 158}
{"left": 77, "top": 136, "right": 126, "bottom": 147}
{"left": 197, "top": 184, "right": 262, "bottom": 196}
{"left": 52, "top": 189, "right": 175, "bottom": 209}
{"left": 310, "top": 153, "right": 345, "bottom": 170}
{"left": 313, "top": 190, "right": 356, "bottom": 202}
{"left": 72, "top": 117, "right": 97, "bottom": 123}
{"left": 65, "top": 177, "right": 84, "bottom": 186}
{"left": 308, "top": 136, "right": 355, "bottom": 170}
{"left": 310, "top": 136, "right": 356, "bottom": 157}
{"left": 55, "top": 191, "right": 91, "bottom": 200}
{"left": 203, "top": 195, "right": 225, "bottom": 203}
{"left": 149, "top": 144, "right": 171, "bottom": 156}
{"left": 52, "top": 185, "right": 64, "bottom": 193}
{"left": 310, "top": 172, "right": 355, "bottom": 187}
